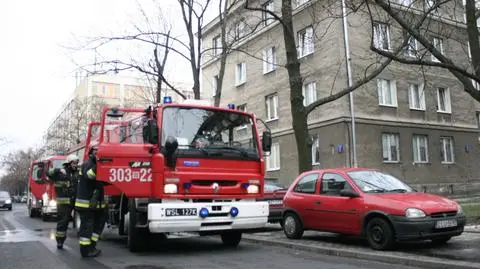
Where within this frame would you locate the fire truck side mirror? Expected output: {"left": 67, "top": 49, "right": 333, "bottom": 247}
{"left": 145, "top": 119, "right": 159, "bottom": 144}
{"left": 262, "top": 131, "right": 272, "bottom": 153}
{"left": 164, "top": 136, "right": 178, "bottom": 168}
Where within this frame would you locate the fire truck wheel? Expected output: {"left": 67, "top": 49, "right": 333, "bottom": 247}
{"left": 127, "top": 200, "right": 148, "bottom": 252}
{"left": 221, "top": 231, "right": 242, "bottom": 247}
{"left": 28, "top": 207, "right": 36, "bottom": 218}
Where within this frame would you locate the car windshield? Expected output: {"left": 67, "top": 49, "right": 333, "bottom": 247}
{"left": 53, "top": 160, "right": 65, "bottom": 168}
{"left": 0, "top": 191, "right": 10, "bottom": 198}
{"left": 161, "top": 106, "right": 259, "bottom": 160}
{"left": 347, "top": 170, "right": 414, "bottom": 193}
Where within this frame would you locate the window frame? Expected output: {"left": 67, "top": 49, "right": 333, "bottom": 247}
{"left": 377, "top": 78, "right": 398, "bottom": 107}
{"left": 262, "top": 0, "right": 274, "bottom": 26}
{"left": 293, "top": 172, "right": 319, "bottom": 194}
{"left": 436, "top": 87, "right": 451, "bottom": 113}
{"left": 266, "top": 142, "right": 280, "bottom": 171}
{"left": 373, "top": 22, "right": 391, "bottom": 51}
{"left": 263, "top": 46, "right": 276, "bottom": 74}
{"left": 265, "top": 93, "right": 279, "bottom": 121}
{"left": 311, "top": 135, "right": 320, "bottom": 165}
{"left": 235, "top": 62, "right": 246, "bottom": 86}
{"left": 440, "top": 136, "right": 455, "bottom": 164}
{"left": 431, "top": 37, "right": 444, "bottom": 62}
{"left": 212, "top": 35, "right": 221, "bottom": 56}
{"left": 408, "top": 83, "right": 425, "bottom": 110}
{"left": 412, "top": 134, "right": 429, "bottom": 163}
{"left": 382, "top": 133, "right": 400, "bottom": 163}
{"left": 297, "top": 25, "right": 314, "bottom": 58}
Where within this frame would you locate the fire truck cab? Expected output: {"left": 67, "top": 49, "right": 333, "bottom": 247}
{"left": 95, "top": 97, "right": 272, "bottom": 252}
{"left": 28, "top": 155, "right": 66, "bottom": 220}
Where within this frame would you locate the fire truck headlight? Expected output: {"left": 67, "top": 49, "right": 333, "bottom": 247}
{"left": 5, "top": 199, "right": 11, "bottom": 204}
{"left": 247, "top": 185, "right": 259, "bottom": 194}
{"left": 164, "top": 184, "right": 178, "bottom": 194}
{"left": 48, "top": 200, "right": 56, "bottom": 207}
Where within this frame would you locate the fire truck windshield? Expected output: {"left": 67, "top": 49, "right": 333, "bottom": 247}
{"left": 52, "top": 160, "right": 65, "bottom": 168}
{"left": 162, "top": 107, "right": 259, "bottom": 160}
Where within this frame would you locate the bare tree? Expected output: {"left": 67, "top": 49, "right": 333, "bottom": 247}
{"left": 44, "top": 96, "right": 106, "bottom": 153}
{"left": 242, "top": 0, "right": 420, "bottom": 173}
{"left": 0, "top": 147, "right": 44, "bottom": 195}
{"left": 73, "top": 0, "right": 186, "bottom": 101}
{"left": 363, "top": 0, "right": 480, "bottom": 101}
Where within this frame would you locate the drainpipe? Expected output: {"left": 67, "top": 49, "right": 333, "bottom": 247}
{"left": 341, "top": 0, "right": 357, "bottom": 168}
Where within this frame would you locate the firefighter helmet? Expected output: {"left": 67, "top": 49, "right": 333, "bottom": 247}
{"left": 64, "top": 154, "right": 79, "bottom": 165}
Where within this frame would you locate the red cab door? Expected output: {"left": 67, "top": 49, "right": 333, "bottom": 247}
{"left": 311, "top": 172, "right": 363, "bottom": 234}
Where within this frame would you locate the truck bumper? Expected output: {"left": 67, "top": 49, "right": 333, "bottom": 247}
{"left": 147, "top": 201, "right": 269, "bottom": 233}
{"left": 43, "top": 205, "right": 57, "bottom": 215}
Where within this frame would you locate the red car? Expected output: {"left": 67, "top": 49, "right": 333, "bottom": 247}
{"left": 282, "top": 168, "right": 466, "bottom": 250}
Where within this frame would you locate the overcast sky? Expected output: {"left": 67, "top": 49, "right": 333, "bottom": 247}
{"left": 0, "top": 0, "right": 218, "bottom": 165}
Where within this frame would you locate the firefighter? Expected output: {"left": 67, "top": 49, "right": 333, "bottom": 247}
{"left": 47, "top": 154, "right": 80, "bottom": 249}
{"left": 75, "top": 146, "right": 107, "bottom": 258}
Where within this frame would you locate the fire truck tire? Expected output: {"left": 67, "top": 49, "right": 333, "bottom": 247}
{"left": 220, "top": 231, "right": 242, "bottom": 247}
{"left": 28, "top": 207, "right": 36, "bottom": 218}
{"left": 127, "top": 200, "right": 148, "bottom": 252}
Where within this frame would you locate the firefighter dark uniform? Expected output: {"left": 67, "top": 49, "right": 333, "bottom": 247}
{"left": 47, "top": 154, "right": 80, "bottom": 249}
{"left": 75, "top": 147, "right": 107, "bottom": 258}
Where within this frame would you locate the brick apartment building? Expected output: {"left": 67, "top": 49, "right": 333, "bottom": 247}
{"left": 200, "top": 0, "right": 480, "bottom": 194}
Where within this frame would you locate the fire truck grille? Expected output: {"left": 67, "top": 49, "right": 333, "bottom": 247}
{"left": 191, "top": 180, "right": 237, "bottom": 186}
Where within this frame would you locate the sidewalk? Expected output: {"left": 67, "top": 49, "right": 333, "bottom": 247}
{"left": 244, "top": 224, "right": 480, "bottom": 269}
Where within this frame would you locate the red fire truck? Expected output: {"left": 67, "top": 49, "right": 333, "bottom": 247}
{"left": 91, "top": 98, "right": 272, "bottom": 252}
{"left": 27, "top": 155, "right": 66, "bottom": 220}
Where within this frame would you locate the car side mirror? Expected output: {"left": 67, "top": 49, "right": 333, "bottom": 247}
{"left": 262, "top": 131, "right": 272, "bottom": 152}
{"left": 340, "top": 189, "right": 360, "bottom": 198}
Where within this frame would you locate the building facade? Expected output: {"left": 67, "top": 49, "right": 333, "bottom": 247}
{"left": 200, "top": 0, "right": 480, "bottom": 194}
{"left": 44, "top": 73, "right": 193, "bottom": 153}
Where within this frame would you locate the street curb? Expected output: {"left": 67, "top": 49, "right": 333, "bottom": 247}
{"left": 243, "top": 235, "right": 480, "bottom": 269}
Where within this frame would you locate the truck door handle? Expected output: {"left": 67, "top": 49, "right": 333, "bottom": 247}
{"left": 98, "top": 157, "right": 113, "bottom": 163}
{"left": 315, "top": 201, "right": 321, "bottom": 204}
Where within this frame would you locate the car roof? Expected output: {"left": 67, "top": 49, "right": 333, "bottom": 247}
{"left": 306, "top": 167, "right": 377, "bottom": 174}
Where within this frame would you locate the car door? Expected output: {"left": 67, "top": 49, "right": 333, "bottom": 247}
{"left": 311, "top": 172, "right": 363, "bottom": 234}
{"left": 287, "top": 173, "right": 320, "bottom": 229}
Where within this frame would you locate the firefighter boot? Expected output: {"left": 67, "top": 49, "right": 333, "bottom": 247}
{"left": 80, "top": 245, "right": 101, "bottom": 258}
{"left": 56, "top": 232, "right": 66, "bottom": 249}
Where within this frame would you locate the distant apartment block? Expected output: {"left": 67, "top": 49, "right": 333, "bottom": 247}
{"left": 44, "top": 73, "right": 193, "bottom": 153}
{"left": 200, "top": 0, "right": 480, "bottom": 194}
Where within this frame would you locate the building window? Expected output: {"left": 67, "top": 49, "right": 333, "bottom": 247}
{"left": 311, "top": 135, "right": 320, "bottom": 165}
{"left": 302, "top": 82, "right": 317, "bottom": 106}
{"left": 440, "top": 136, "right": 454, "bottom": 164}
{"left": 235, "top": 62, "right": 246, "bottom": 86}
{"left": 413, "top": 135, "right": 429, "bottom": 163}
{"left": 424, "top": 0, "right": 439, "bottom": 13}
{"left": 266, "top": 142, "right": 280, "bottom": 171}
{"left": 377, "top": 78, "right": 397, "bottom": 107}
{"left": 212, "top": 75, "right": 219, "bottom": 97}
{"left": 263, "top": 46, "right": 276, "bottom": 74}
{"left": 297, "top": 26, "right": 314, "bottom": 58}
{"left": 437, "top": 87, "right": 451, "bottom": 113}
{"left": 398, "top": 0, "right": 413, "bottom": 6}
{"left": 405, "top": 36, "right": 418, "bottom": 57}
{"left": 431, "top": 37, "right": 444, "bottom": 62}
{"left": 262, "top": 0, "right": 274, "bottom": 26}
{"left": 234, "top": 18, "right": 247, "bottom": 40}
{"left": 212, "top": 35, "right": 221, "bottom": 56}
{"left": 265, "top": 94, "right": 279, "bottom": 120}
{"left": 373, "top": 22, "right": 391, "bottom": 51}
{"left": 292, "top": 0, "right": 310, "bottom": 9}
{"left": 408, "top": 83, "right": 425, "bottom": 110}
{"left": 382, "top": 133, "right": 400, "bottom": 162}
{"left": 471, "top": 79, "right": 480, "bottom": 90}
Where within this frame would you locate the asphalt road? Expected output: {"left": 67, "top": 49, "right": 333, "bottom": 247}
{"left": 0, "top": 204, "right": 425, "bottom": 269}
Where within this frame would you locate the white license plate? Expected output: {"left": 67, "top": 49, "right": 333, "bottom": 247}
{"left": 268, "top": 200, "right": 283, "bottom": 205}
{"left": 435, "top": 219, "right": 457, "bottom": 229}
{"left": 165, "top": 208, "right": 197, "bottom": 217}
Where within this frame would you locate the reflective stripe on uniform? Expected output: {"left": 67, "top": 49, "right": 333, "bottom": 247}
{"left": 79, "top": 170, "right": 82, "bottom": 176}
{"left": 91, "top": 233, "right": 100, "bottom": 242}
{"left": 79, "top": 237, "right": 91, "bottom": 245}
{"left": 87, "top": 169, "right": 96, "bottom": 179}
{"left": 75, "top": 199, "right": 90, "bottom": 208}
{"left": 56, "top": 231, "right": 66, "bottom": 238}
{"left": 56, "top": 197, "right": 71, "bottom": 204}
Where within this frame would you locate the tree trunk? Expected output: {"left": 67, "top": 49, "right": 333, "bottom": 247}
{"left": 281, "top": 0, "right": 311, "bottom": 173}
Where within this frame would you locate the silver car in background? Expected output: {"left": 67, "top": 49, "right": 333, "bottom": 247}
{"left": 0, "top": 191, "right": 13, "bottom": 211}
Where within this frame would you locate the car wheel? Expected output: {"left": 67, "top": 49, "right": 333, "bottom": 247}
{"left": 365, "top": 217, "right": 396, "bottom": 250}
{"left": 283, "top": 212, "right": 303, "bottom": 239}
{"left": 221, "top": 231, "right": 242, "bottom": 247}
{"left": 431, "top": 236, "right": 451, "bottom": 245}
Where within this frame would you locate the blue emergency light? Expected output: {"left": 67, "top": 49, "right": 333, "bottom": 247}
{"left": 230, "top": 207, "right": 239, "bottom": 217}
{"left": 163, "top": 96, "right": 172, "bottom": 104}
{"left": 199, "top": 207, "right": 209, "bottom": 218}
{"left": 227, "top": 103, "right": 235, "bottom": 109}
